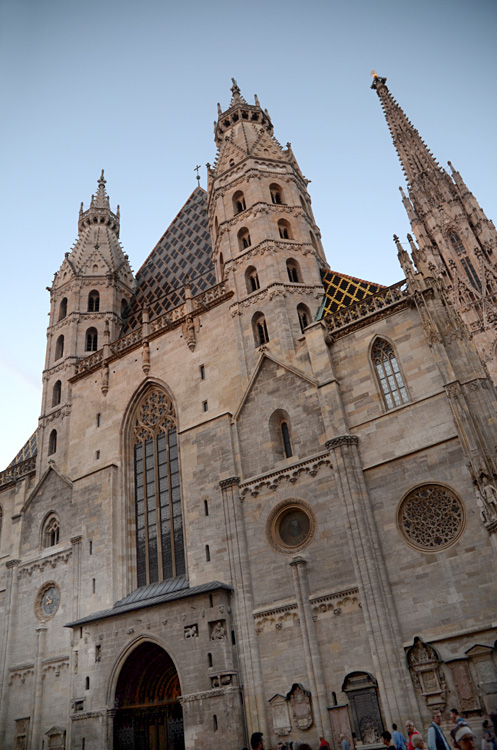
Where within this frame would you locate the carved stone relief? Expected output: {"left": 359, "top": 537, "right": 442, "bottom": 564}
{"left": 287, "top": 683, "right": 313, "bottom": 730}
{"left": 448, "top": 660, "right": 480, "bottom": 712}
{"left": 184, "top": 624, "right": 198, "bottom": 639}
{"left": 407, "top": 637, "right": 447, "bottom": 711}
{"left": 209, "top": 620, "right": 227, "bottom": 640}
{"left": 269, "top": 694, "right": 292, "bottom": 736}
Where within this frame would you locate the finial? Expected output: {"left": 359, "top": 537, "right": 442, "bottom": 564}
{"left": 217, "top": 102, "right": 222, "bottom": 116}
{"left": 370, "top": 70, "right": 387, "bottom": 89}
{"left": 254, "top": 94, "right": 260, "bottom": 107}
{"left": 194, "top": 164, "right": 201, "bottom": 187}
{"left": 98, "top": 169, "right": 106, "bottom": 187}
{"left": 230, "top": 77, "right": 241, "bottom": 102}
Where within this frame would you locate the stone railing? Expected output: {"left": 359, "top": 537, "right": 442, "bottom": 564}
{"left": 324, "top": 279, "right": 409, "bottom": 333}
{"left": 0, "top": 456, "right": 36, "bottom": 487}
{"left": 73, "top": 281, "right": 232, "bottom": 377}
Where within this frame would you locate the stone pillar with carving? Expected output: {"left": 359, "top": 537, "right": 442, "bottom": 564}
{"left": 326, "top": 435, "right": 420, "bottom": 726}
{"left": 289, "top": 555, "right": 331, "bottom": 738}
{"left": 219, "top": 477, "right": 268, "bottom": 739}
{"left": 0, "top": 559, "right": 21, "bottom": 746}
{"left": 30, "top": 623, "right": 48, "bottom": 749}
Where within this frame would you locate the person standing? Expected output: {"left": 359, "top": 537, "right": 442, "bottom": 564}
{"left": 406, "top": 722, "right": 421, "bottom": 750}
{"left": 428, "top": 712, "right": 452, "bottom": 750}
{"left": 340, "top": 733, "right": 351, "bottom": 750}
{"left": 319, "top": 737, "right": 331, "bottom": 749}
{"left": 251, "top": 732, "right": 264, "bottom": 750}
{"left": 393, "top": 724, "right": 408, "bottom": 750}
{"left": 382, "top": 731, "right": 394, "bottom": 748}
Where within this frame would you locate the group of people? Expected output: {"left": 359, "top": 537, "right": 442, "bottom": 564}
{"left": 246, "top": 709, "right": 497, "bottom": 750}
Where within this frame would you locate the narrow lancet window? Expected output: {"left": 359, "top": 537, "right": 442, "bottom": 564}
{"left": 372, "top": 339, "right": 408, "bottom": 410}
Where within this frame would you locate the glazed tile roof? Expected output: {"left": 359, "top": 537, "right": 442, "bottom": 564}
{"left": 65, "top": 577, "right": 233, "bottom": 627}
{"left": 318, "top": 269, "right": 385, "bottom": 319}
{"left": 121, "top": 187, "right": 216, "bottom": 333}
{"left": 7, "top": 429, "right": 38, "bottom": 468}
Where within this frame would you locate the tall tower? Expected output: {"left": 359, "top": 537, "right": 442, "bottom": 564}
{"left": 206, "top": 80, "right": 327, "bottom": 365}
{"left": 372, "top": 73, "right": 497, "bottom": 377}
{"left": 38, "top": 172, "right": 135, "bottom": 474}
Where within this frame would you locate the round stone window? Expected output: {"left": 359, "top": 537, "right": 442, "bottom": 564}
{"left": 397, "top": 484, "right": 465, "bottom": 552}
{"left": 269, "top": 503, "right": 314, "bottom": 552}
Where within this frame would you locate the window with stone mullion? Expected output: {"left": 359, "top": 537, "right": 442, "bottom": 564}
{"left": 374, "top": 340, "right": 408, "bottom": 410}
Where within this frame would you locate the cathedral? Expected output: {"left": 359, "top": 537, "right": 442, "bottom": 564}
{"left": 1, "top": 74, "right": 497, "bottom": 750}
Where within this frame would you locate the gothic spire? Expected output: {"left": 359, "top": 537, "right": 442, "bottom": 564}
{"left": 371, "top": 73, "right": 443, "bottom": 185}
{"left": 78, "top": 169, "right": 120, "bottom": 236}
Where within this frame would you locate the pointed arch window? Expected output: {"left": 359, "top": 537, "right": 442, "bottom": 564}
{"left": 232, "top": 191, "right": 246, "bottom": 215}
{"left": 48, "top": 429, "right": 57, "bottom": 455}
{"left": 52, "top": 380, "right": 62, "bottom": 407}
{"left": 55, "top": 335, "right": 64, "bottom": 360}
{"left": 85, "top": 327, "right": 98, "bottom": 352}
{"left": 297, "top": 304, "right": 311, "bottom": 332}
{"left": 448, "top": 231, "right": 465, "bottom": 256}
{"left": 238, "top": 227, "right": 251, "bottom": 251}
{"left": 287, "top": 258, "right": 302, "bottom": 283}
{"left": 372, "top": 339, "right": 409, "bottom": 410}
{"left": 43, "top": 514, "right": 60, "bottom": 547}
{"left": 278, "top": 219, "right": 292, "bottom": 240}
{"left": 88, "top": 290, "right": 100, "bottom": 312}
{"left": 245, "top": 266, "right": 260, "bottom": 294}
{"left": 270, "top": 183, "right": 284, "bottom": 205}
{"left": 133, "top": 388, "right": 185, "bottom": 587}
{"left": 58, "top": 298, "right": 67, "bottom": 321}
{"left": 461, "top": 257, "right": 482, "bottom": 291}
{"left": 252, "top": 312, "right": 269, "bottom": 347}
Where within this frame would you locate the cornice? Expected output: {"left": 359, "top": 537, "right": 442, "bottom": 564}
{"left": 230, "top": 282, "right": 323, "bottom": 317}
{"left": 325, "top": 435, "right": 359, "bottom": 450}
{"left": 239, "top": 451, "right": 331, "bottom": 500}
{"left": 18, "top": 547, "right": 72, "bottom": 578}
{"left": 180, "top": 686, "right": 240, "bottom": 704}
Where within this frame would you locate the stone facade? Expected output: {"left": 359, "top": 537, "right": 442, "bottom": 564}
{"left": 1, "top": 77, "right": 497, "bottom": 749}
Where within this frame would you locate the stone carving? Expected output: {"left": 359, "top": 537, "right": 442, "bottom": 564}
{"left": 448, "top": 660, "right": 480, "bottom": 712}
{"left": 287, "top": 683, "right": 313, "bottom": 730}
{"left": 14, "top": 717, "right": 30, "bottom": 750}
{"left": 255, "top": 586, "right": 360, "bottom": 634}
{"left": 184, "top": 624, "right": 198, "bottom": 639}
{"left": 209, "top": 620, "right": 227, "bottom": 640}
{"left": 474, "top": 475, "right": 497, "bottom": 530}
{"left": 210, "top": 671, "right": 237, "bottom": 688}
{"left": 407, "top": 637, "right": 447, "bottom": 711}
{"left": 19, "top": 549, "right": 72, "bottom": 579}
{"left": 45, "top": 725, "right": 66, "bottom": 750}
{"left": 269, "top": 694, "right": 292, "bottom": 736}
{"left": 239, "top": 453, "right": 331, "bottom": 500}
{"left": 326, "top": 435, "right": 359, "bottom": 450}
{"left": 398, "top": 484, "right": 464, "bottom": 551}
{"left": 9, "top": 665, "right": 34, "bottom": 686}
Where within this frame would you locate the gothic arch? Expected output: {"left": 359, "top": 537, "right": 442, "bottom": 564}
{"left": 121, "top": 380, "right": 186, "bottom": 590}
{"left": 368, "top": 335, "right": 409, "bottom": 410}
{"left": 40, "top": 511, "right": 60, "bottom": 549}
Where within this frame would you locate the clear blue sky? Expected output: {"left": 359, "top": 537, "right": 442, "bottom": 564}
{"left": 1, "top": 0, "right": 496, "bottom": 469}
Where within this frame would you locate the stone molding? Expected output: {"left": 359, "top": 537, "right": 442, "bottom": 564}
{"left": 6, "top": 558, "right": 21, "bottom": 569}
{"left": 42, "top": 655, "right": 70, "bottom": 678}
{"left": 253, "top": 585, "right": 360, "bottom": 634}
{"left": 9, "top": 663, "right": 35, "bottom": 685}
{"left": 219, "top": 476, "right": 241, "bottom": 489}
{"left": 325, "top": 435, "right": 359, "bottom": 450}
{"left": 229, "top": 282, "right": 323, "bottom": 317}
{"left": 180, "top": 685, "right": 240, "bottom": 703}
{"left": 18, "top": 547, "right": 72, "bottom": 578}
{"left": 71, "top": 710, "right": 106, "bottom": 722}
{"left": 239, "top": 452, "right": 331, "bottom": 499}
{"left": 70, "top": 535, "right": 83, "bottom": 545}
{"left": 39, "top": 404, "right": 72, "bottom": 427}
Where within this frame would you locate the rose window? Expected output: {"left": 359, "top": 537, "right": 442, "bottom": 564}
{"left": 398, "top": 484, "right": 464, "bottom": 551}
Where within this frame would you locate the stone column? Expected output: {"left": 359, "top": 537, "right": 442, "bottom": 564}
{"left": 219, "top": 477, "right": 268, "bottom": 741}
{"left": 30, "top": 624, "right": 47, "bottom": 749}
{"left": 71, "top": 535, "right": 83, "bottom": 621}
{"left": 290, "top": 556, "right": 331, "bottom": 738}
{"left": 326, "top": 435, "right": 420, "bottom": 727}
{"left": 107, "top": 708, "right": 116, "bottom": 750}
{"left": 0, "top": 559, "right": 21, "bottom": 747}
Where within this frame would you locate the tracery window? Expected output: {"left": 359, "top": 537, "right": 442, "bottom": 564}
{"left": 372, "top": 338, "right": 408, "bottom": 409}
{"left": 448, "top": 231, "right": 465, "bottom": 255}
{"left": 133, "top": 388, "right": 185, "bottom": 587}
{"left": 397, "top": 484, "right": 465, "bottom": 552}
{"left": 461, "top": 257, "right": 482, "bottom": 291}
{"left": 85, "top": 327, "right": 98, "bottom": 352}
{"left": 88, "top": 290, "right": 100, "bottom": 312}
{"left": 43, "top": 514, "right": 60, "bottom": 547}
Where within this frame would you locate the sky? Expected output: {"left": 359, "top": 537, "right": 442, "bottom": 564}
{"left": 0, "top": 0, "right": 496, "bottom": 470}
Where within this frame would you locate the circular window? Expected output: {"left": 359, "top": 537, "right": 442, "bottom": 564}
{"left": 397, "top": 484, "right": 465, "bottom": 552}
{"left": 269, "top": 503, "right": 315, "bottom": 552}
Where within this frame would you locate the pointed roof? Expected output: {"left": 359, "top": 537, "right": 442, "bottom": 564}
{"left": 121, "top": 187, "right": 216, "bottom": 334}
{"left": 53, "top": 171, "right": 133, "bottom": 288}
{"left": 214, "top": 79, "right": 274, "bottom": 147}
{"left": 371, "top": 73, "right": 443, "bottom": 185}
{"left": 318, "top": 269, "right": 385, "bottom": 318}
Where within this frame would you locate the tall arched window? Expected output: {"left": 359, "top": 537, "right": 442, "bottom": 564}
{"left": 58, "top": 297, "right": 67, "bottom": 321}
{"left": 372, "top": 339, "right": 409, "bottom": 410}
{"left": 232, "top": 191, "right": 246, "bottom": 215}
{"left": 269, "top": 409, "right": 293, "bottom": 460}
{"left": 55, "top": 335, "right": 64, "bottom": 360}
{"left": 245, "top": 266, "right": 260, "bottom": 294}
{"left": 269, "top": 183, "right": 284, "bottom": 205}
{"left": 88, "top": 290, "right": 100, "bottom": 312}
{"left": 132, "top": 388, "right": 185, "bottom": 587}
{"left": 448, "top": 231, "right": 465, "bottom": 255}
{"left": 238, "top": 227, "right": 251, "bottom": 251}
{"left": 278, "top": 219, "right": 292, "bottom": 240}
{"left": 297, "top": 304, "right": 311, "bottom": 332}
{"left": 43, "top": 513, "right": 60, "bottom": 547}
{"left": 52, "top": 380, "right": 62, "bottom": 407}
{"left": 48, "top": 429, "right": 57, "bottom": 455}
{"left": 281, "top": 422, "right": 293, "bottom": 458}
{"left": 287, "top": 259, "right": 302, "bottom": 283}
{"left": 252, "top": 312, "right": 269, "bottom": 347}
{"left": 86, "top": 327, "right": 98, "bottom": 351}
{"left": 219, "top": 253, "right": 225, "bottom": 279}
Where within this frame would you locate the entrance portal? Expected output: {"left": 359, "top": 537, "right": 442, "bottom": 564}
{"left": 113, "top": 642, "right": 185, "bottom": 750}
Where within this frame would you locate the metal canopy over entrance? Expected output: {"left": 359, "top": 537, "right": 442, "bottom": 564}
{"left": 113, "top": 642, "right": 185, "bottom": 750}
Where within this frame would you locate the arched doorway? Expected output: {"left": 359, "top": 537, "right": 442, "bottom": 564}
{"left": 113, "top": 642, "right": 185, "bottom": 750}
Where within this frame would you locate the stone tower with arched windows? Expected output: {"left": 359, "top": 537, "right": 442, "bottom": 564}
{"left": 372, "top": 73, "right": 497, "bottom": 379}
{"left": 207, "top": 79, "right": 327, "bottom": 361}
{"left": 38, "top": 171, "right": 135, "bottom": 475}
